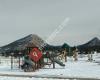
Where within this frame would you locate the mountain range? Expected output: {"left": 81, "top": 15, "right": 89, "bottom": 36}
{"left": 0, "top": 34, "right": 100, "bottom": 55}
{"left": 77, "top": 37, "right": 100, "bottom": 51}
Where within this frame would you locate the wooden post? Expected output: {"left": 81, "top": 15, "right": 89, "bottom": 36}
{"left": 64, "top": 48, "right": 67, "bottom": 62}
{"left": 18, "top": 52, "right": 21, "bottom": 69}
{"left": 88, "top": 51, "right": 91, "bottom": 61}
{"left": 11, "top": 53, "right": 13, "bottom": 70}
{"left": 90, "top": 51, "right": 93, "bottom": 62}
{"left": 0, "top": 54, "right": 1, "bottom": 64}
{"left": 41, "top": 57, "right": 44, "bottom": 67}
{"left": 53, "top": 57, "right": 55, "bottom": 69}
{"left": 19, "top": 55, "right": 20, "bottom": 69}
{"left": 69, "top": 47, "right": 71, "bottom": 56}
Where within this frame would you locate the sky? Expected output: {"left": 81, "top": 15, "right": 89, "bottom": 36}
{"left": 0, "top": 0, "right": 100, "bottom": 46}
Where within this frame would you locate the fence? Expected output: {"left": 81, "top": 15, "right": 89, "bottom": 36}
{"left": 0, "top": 56, "right": 23, "bottom": 69}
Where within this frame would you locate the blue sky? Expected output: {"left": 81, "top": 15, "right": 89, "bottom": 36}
{"left": 0, "top": 0, "right": 100, "bottom": 46}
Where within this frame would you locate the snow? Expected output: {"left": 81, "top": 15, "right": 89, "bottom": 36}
{"left": 0, "top": 53, "right": 100, "bottom": 80}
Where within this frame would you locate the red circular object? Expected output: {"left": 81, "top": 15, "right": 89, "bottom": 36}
{"left": 29, "top": 48, "right": 42, "bottom": 62}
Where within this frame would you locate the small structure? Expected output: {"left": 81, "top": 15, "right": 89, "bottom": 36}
{"left": 87, "top": 51, "right": 93, "bottom": 62}
{"left": 21, "top": 47, "right": 44, "bottom": 72}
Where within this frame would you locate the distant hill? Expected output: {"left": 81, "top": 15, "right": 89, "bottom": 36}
{"left": 78, "top": 37, "right": 100, "bottom": 51}
{"left": 43, "top": 44, "right": 62, "bottom": 51}
{"left": 43, "top": 43, "right": 70, "bottom": 52}
{"left": 0, "top": 34, "right": 45, "bottom": 54}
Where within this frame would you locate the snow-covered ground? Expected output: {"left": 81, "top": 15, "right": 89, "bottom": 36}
{"left": 0, "top": 53, "right": 100, "bottom": 80}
